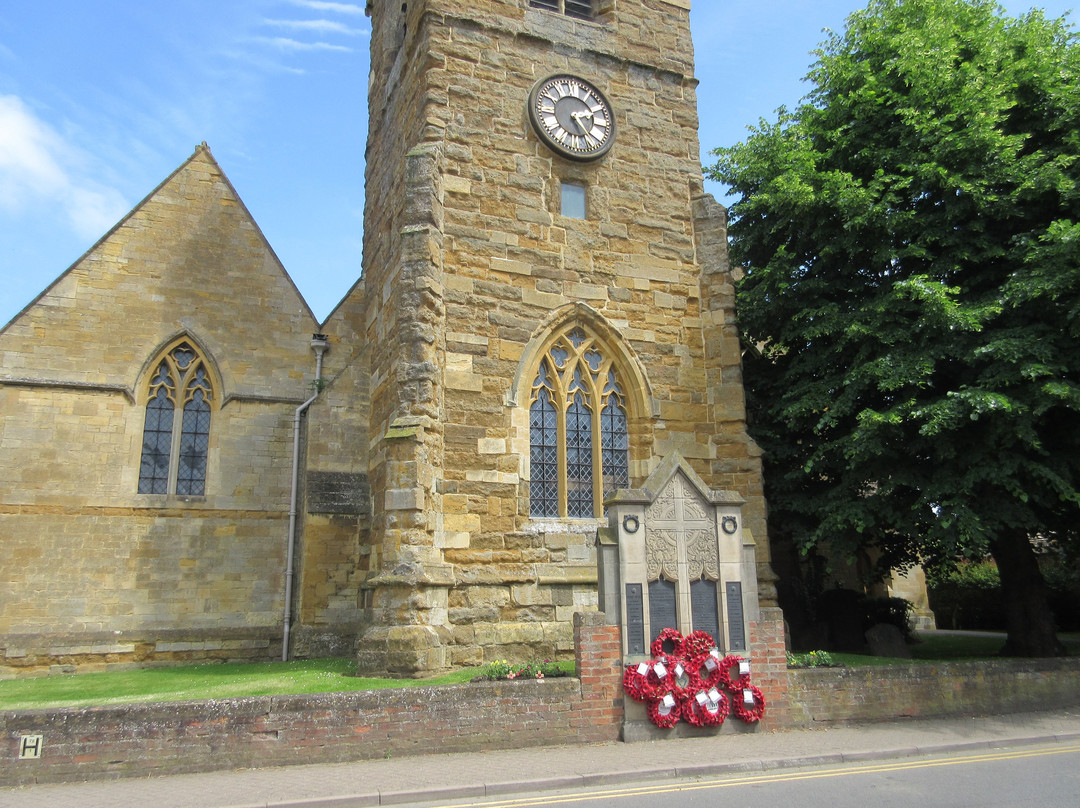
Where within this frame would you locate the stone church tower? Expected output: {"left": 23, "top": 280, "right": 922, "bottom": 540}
{"left": 347, "top": 0, "right": 771, "bottom": 674}
{"left": 0, "top": 0, "right": 771, "bottom": 677}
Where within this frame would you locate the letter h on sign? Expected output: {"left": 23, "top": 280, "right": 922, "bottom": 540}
{"left": 19, "top": 735, "right": 43, "bottom": 760}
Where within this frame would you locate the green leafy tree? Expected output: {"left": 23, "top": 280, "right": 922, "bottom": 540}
{"left": 710, "top": 0, "right": 1079, "bottom": 656}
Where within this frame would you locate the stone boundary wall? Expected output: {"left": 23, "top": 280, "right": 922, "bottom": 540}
{"left": 2, "top": 612, "right": 623, "bottom": 787}
{"left": 787, "top": 657, "right": 1080, "bottom": 725}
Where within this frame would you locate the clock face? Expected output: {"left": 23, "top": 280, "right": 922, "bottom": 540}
{"left": 528, "top": 75, "right": 615, "bottom": 161}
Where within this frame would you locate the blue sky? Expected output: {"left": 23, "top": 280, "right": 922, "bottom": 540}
{"left": 0, "top": 0, "right": 1075, "bottom": 327}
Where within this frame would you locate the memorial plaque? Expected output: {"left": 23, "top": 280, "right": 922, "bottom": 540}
{"left": 690, "top": 578, "right": 720, "bottom": 642}
{"left": 649, "top": 578, "right": 677, "bottom": 638}
{"left": 625, "top": 584, "right": 645, "bottom": 654}
{"left": 726, "top": 582, "right": 746, "bottom": 651}
{"left": 307, "top": 472, "right": 371, "bottom": 515}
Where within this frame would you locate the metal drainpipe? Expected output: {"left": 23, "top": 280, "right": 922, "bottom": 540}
{"left": 282, "top": 334, "right": 329, "bottom": 662}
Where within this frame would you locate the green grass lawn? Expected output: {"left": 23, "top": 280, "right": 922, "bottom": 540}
{"left": 0, "top": 658, "right": 574, "bottom": 711}
{"left": 3, "top": 633, "right": 1076, "bottom": 710}
{"left": 827, "top": 631, "right": 1080, "bottom": 668}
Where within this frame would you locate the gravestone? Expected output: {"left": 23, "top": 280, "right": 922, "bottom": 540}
{"left": 866, "top": 623, "right": 912, "bottom": 658}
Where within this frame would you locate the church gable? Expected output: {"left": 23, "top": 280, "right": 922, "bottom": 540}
{"left": 0, "top": 147, "right": 332, "bottom": 672}
{"left": 0, "top": 144, "right": 317, "bottom": 397}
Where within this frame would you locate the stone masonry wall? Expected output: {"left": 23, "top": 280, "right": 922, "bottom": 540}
{"left": 353, "top": 0, "right": 771, "bottom": 670}
{"left": 0, "top": 146, "right": 357, "bottom": 670}
{"left": 430, "top": 0, "right": 771, "bottom": 660}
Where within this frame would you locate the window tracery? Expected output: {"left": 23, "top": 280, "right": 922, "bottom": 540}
{"left": 528, "top": 326, "right": 629, "bottom": 518}
{"left": 138, "top": 341, "right": 213, "bottom": 496}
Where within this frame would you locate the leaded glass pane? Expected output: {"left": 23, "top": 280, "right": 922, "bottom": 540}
{"left": 150, "top": 362, "right": 170, "bottom": 388}
{"left": 177, "top": 388, "right": 210, "bottom": 496}
{"left": 530, "top": 387, "right": 558, "bottom": 517}
{"left": 172, "top": 344, "right": 196, "bottom": 370}
{"left": 601, "top": 393, "right": 629, "bottom": 499}
{"left": 138, "top": 386, "right": 173, "bottom": 494}
{"left": 566, "top": 389, "right": 593, "bottom": 518}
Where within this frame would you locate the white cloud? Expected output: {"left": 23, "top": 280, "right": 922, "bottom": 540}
{"left": 65, "top": 186, "right": 131, "bottom": 240}
{"left": 0, "top": 95, "right": 129, "bottom": 240}
{"left": 286, "top": 0, "right": 367, "bottom": 14}
{"left": 256, "top": 36, "right": 353, "bottom": 52}
{"left": 0, "top": 96, "right": 69, "bottom": 195}
{"left": 263, "top": 18, "right": 365, "bottom": 35}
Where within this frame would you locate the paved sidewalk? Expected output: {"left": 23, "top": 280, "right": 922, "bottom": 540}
{"left": 3, "top": 710, "right": 1080, "bottom": 808}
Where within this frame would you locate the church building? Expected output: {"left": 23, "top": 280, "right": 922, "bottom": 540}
{"left": 0, "top": 0, "right": 774, "bottom": 676}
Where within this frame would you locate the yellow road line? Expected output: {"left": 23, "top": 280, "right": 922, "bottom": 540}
{"left": 432, "top": 743, "right": 1080, "bottom": 808}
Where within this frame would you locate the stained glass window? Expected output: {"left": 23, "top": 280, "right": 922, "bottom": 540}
{"left": 138, "top": 342, "right": 213, "bottom": 496}
{"left": 528, "top": 327, "right": 630, "bottom": 518}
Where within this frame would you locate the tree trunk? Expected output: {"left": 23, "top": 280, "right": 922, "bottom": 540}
{"left": 989, "top": 531, "right": 1066, "bottom": 657}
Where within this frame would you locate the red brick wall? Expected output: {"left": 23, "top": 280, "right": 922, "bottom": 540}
{"left": 574, "top": 611, "right": 626, "bottom": 732}
{"left": 788, "top": 657, "right": 1080, "bottom": 725}
{"left": 747, "top": 607, "right": 791, "bottom": 730}
{"left": 2, "top": 613, "right": 623, "bottom": 787}
{"left": 9, "top": 608, "right": 1080, "bottom": 788}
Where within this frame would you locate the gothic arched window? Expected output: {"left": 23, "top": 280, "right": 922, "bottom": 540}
{"left": 138, "top": 341, "right": 213, "bottom": 495}
{"left": 529, "top": 327, "right": 629, "bottom": 518}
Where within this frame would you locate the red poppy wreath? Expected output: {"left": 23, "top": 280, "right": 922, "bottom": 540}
{"left": 732, "top": 685, "right": 766, "bottom": 723}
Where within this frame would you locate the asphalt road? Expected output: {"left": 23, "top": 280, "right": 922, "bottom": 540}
{"left": 408, "top": 742, "right": 1080, "bottom": 808}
